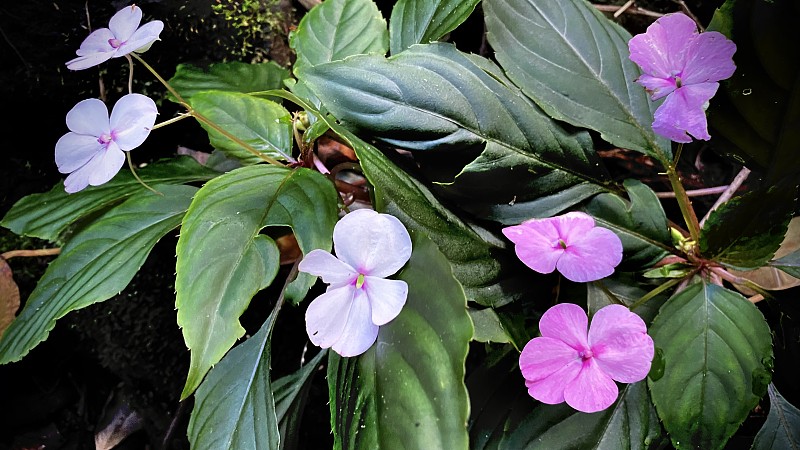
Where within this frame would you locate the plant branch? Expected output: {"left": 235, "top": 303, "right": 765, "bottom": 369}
{"left": 2, "top": 248, "right": 61, "bottom": 259}
{"left": 699, "top": 167, "right": 751, "bottom": 227}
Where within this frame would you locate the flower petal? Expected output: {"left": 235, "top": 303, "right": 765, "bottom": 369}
{"left": 108, "top": 5, "right": 143, "bottom": 42}
{"left": 122, "top": 21, "right": 164, "bottom": 54}
{"left": 109, "top": 94, "right": 158, "bottom": 150}
{"left": 635, "top": 74, "right": 677, "bottom": 101}
{"left": 362, "top": 277, "right": 408, "bottom": 326}
{"left": 333, "top": 209, "right": 412, "bottom": 278}
{"left": 331, "top": 288, "right": 379, "bottom": 357}
{"left": 502, "top": 221, "right": 562, "bottom": 275}
{"left": 55, "top": 133, "right": 104, "bottom": 173}
{"left": 681, "top": 31, "right": 737, "bottom": 85}
{"left": 66, "top": 99, "right": 110, "bottom": 136}
{"left": 552, "top": 212, "right": 597, "bottom": 247}
{"left": 298, "top": 249, "right": 358, "bottom": 288}
{"left": 556, "top": 226, "right": 623, "bottom": 282}
{"left": 305, "top": 285, "right": 356, "bottom": 349}
{"left": 589, "top": 305, "right": 654, "bottom": 383}
{"left": 67, "top": 28, "right": 116, "bottom": 70}
{"left": 66, "top": 52, "right": 117, "bottom": 71}
{"left": 652, "top": 82, "right": 719, "bottom": 142}
{"left": 521, "top": 340, "right": 583, "bottom": 405}
{"left": 563, "top": 358, "right": 619, "bottom": 413}
{"left": 538, "top": 303, "right": 589, "bottom": 350}
{"left": 86, "top": 145, "right": 126, "bottom": 186}
{"left": 628, "top": 13, "right": 698, "bottom": 79}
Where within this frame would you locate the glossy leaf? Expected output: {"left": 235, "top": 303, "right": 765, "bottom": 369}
{"left": 483, "top": 0, "right": 671, "bottom": 162}
{"left": 585, "top": 179, "right": 672, "bottom": 270}
{"left": 274, "top": 350, "right": 327, "bottom": 450}
{"left": 468, "top": 307, "right": 510, "bottom": 343}
{"left": 0, "top": 185, "right": 196, "bottom": 364}
{"left": 732, "top": 217, "right": 800, "bottom": 294}
{"left": 772, "top": 249, "right": 800, "bottom": 278}
{"left": 751, "top": 383, "right": 800, "bottom": 450}
{"left": 168, "top": 61, "right": 291, "bottom": 103}
{"left": 289, "top": 0, "right": 388, "bottom": 75}
{"left": 648, "top": 281, "right": 774, "bottom": 450}
{"left": 327, "top": 233, "right": 472, "bottom": 450}
{"left": 389, "top": 0, "right": 481, "bottom": 54}
{"left": 0, "top": 157, "right": 218, "bottom": 243}
{"left": 176, "top": 166, "right": 338, "bottom": 398}
{"left": 190, "top": 91, "right": 294, "bottom": 164}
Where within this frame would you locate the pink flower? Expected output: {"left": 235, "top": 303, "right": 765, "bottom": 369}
{"left": 298, "top": 209, "right": 412, "bottom": 357}
{"left": 55, "top": 93, "right": 158, "bottom": 193}
{"left": 520, "top": 303, "right": 654, "bottom": 413}
{"left": 66, "top": 5, "right": 164, "bottom": 70}
{"left": 628, "top": 13, "right": 736, "bottom": 143}
{"left": 502, "top": 212, "right": 622, "bottom": 283}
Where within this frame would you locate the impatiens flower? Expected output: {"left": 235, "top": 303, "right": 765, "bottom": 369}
{"left": 66, "top": 5, "right": 164, "bottom": 70}
{"left": 628, "top": 12, "right": 736, "bottom": 143}
{"left": 298, "top": 209, "right": 412, "bottom": 357}
{"left": 502, "top": 212, "right": 623, "bottom": 283}
{"left": 520, "top": 303, "right": 654, "bottom": 413}
{"left": 55, "top": 93, "right": 158, "bottom": 193}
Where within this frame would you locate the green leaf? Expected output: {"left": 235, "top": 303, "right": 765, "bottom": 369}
{"left": 707, "top": 0, "right": 800, "bottom": 183}
{"left": 175, "top": 165, "right": 338, "bottom": 398}
{"left": 188, "top": 302, "right": 283, "bottom": 450}
{"left": 585, "top": 179, "right": 672, "bottom": 270}
{"left": 771, "top": 249, "right": 800, "bottom": 278}
{"left": 699, "top": 184, "right": 796, "bottom": 270}
{"left": 751, "top": 383, "right": 800, "bottom": 450}
{"left": 0, "top": 185, "right": 196, "bottom": 364}
{"left": 389, "top": 0, "right": 481, "bottom": 54}
{"left": 0, "top": 157, "right": 218, "bottom": 242}
{"left": 168, "top": 61, "right": 291, "bottom": 103}
{"left": 586, "top": 274, "right": 668, "bottom": 323}
{"left": 648, "top": 281, "right": 774, "bottom": 450}
{"left": 469, "top": 307, "right": 510, "bottom": 343}
{"left": 190, "top": 91, "right": 294, "bottom": 164}
{"left": 289, "top": 0, "right": 388, "bottom": 75}
{"left": 320, "top": 118, "right": 528, "bottom": 307}
{"left": 482, "top": 0, "right": 671, "bottom": 162}
{"left": 299, "top": 42, "right": 614, "bottom": 212}
{"left": 274, "top": 350, "right": 327, "bottom": 450}
{"left": 327, "top": 233, "right": 472, "bottom": 450}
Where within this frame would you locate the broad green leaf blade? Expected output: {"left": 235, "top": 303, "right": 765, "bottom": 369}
{"left": 771, "top": 249, "right": 800, "bottom": 278}
{"left": 168, "top": 61, "right": 291, "bottom": 103}
{"left": 289, "top": 0, "right": 388, "bottom": 75}
{"left": 389, "top": 0, "right": 481, "bottom": 54}
{"left": 299, "top": 43, "right": 614, "bottom": 210}
{"left": 274, "top": 350, "right": 327, "bottom": 450}
{"left": 176, "top": 166, "right": 338, "bottom": 398}
{"left": 699, "top": 184, "right": 796, "bottom": 270}
{"left": 483, "top": 0, "right": 671, "bottom": 162}
{"left": 0, "top": 185, "right": 196, "bottom": 364}
{"left": 468, "top": 307, "right": 510, "bottom": 343}
{"left": 190, "top": 91, "right": 294, "bottom": 164}
{"left": 585, "top": 179, "right": 672, "bottom": 270}
{"left": 586, "top": 274, "right": 668, "bottom": 323}
{"left": 0, "top": 157, "right": 218, "bottom": 242}
{"left": 751, "top": 383, "right": 800, "bottom": 450}
{"left": 321, "top": 118, "right": 528, "bottom": 307}
{"left": 648, "top": 281, "right": 774, "bottom": 450}
{"left": 188, "top": 303, "right": 283, "bottom": 450}
{"left": 327, "top": 233, "right": 472, "bottom": 450}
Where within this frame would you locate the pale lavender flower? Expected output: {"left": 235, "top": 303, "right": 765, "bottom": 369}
{"left": 55, "top": 93, "right": 158, "bottom": 193}
{"left": 628, "top": 12, "right": 736, "bottom": 143}
{"left": 66, "top": 5, "right": 164, "bottom": 70}
{"left": 502, "top": 212, "right": 623, "bottom": 283}
{"left": 298, "top": 209, "right": 412, "bottom": 357}
{"left": 520, "top": 303, "right": 654, "bottom": 413}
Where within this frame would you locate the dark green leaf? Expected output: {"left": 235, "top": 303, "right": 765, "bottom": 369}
{"left": 389, "top": 0, "right": 481, "bottom": 54}
{"left": 586, "top": 274, "right": 668, "bottom": 323}
{"left": 648, "top": 281, "right": 774, "bottom": 450}
{"left": 483, "top": 0, "right": 671, "bottom": 162}
{"left": 168, "top": 61, "right": 291, "bottom": 103}
{"left": 468, "top": 307, "right": 510, "bottom": 343}
{"left": 0, "top": 157, "right": 218, "bottom": 243}
{"left": 289, "top": 0, "right": 388, "bottom": 75}
{"left": 751, "top": 383, "right": 800, "bottom": 450}
{"left": 699, "top": 184, "right": 796, "bottom": 270}
{"left": 0, "top": 185, "right": 196, "bottom": 364}
{"left": 190, "top": 91, "right": 294, "bottom": 164}
{"left": 274, "top": 350, "right": 327, "bottom": 450}
{"left": 176, "top": 166, "right": 338, "bottom": 398}
{"left": 327, "top": 233, "right": 472, "bottom": 449}
{"left": 771, "top": 249, "right": 800, "bottom": 278}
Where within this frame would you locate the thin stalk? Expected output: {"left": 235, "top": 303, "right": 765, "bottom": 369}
{"left": 127, "top": 152, "right": 162, "bottom": 195}
{"left": 630, "top": 277, "right": 684, "bottom": 311}
{"left": 664, "top": 162, "right": 701, "bottom": 243}
{"left": 152, "top": 113, "right": 192, "bottom": 130}
{"left": 2, "top": 248, "right": 61, "bottom": 259}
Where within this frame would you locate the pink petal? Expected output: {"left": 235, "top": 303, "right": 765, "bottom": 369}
{"left": 66, "top": 52, "right": 116, "bottom": 71}
{"left": 681, "top": 31, "right": 737, "bottom": 85}
{"left": 589, "top": 305, "right": 654, "bottom": 383}
{"left": 556, "top": 226, "right": 623, "bottom": 282}
{"left": 362, "top": 277, "right": 408, "bottom": 326}
{"left": 121, "top": 21, "right": 164, "bottom": 54}
{"left": 55, "top": 133, "right": 104, "bottom": 173}
{"left": 305, "top": 285, "right": 356, "bottom": 348}
{"left": 635, "top": 74, "right": 677, "bottom": 101}
{"left": 653, "top": 82, "right": 719, "bottom": 142}
{"left": 109, "top": 94, "right": 158, "bottom": 150}
{"left": 298, "top": 249, "right": 358, "bottom": 288}
{"left": 628, "top": 13, "right": 698, "bottom": 79}
{"left": 74, "top": 28, "right": 115, "bottom": 55}
{"left": 519, "top": 336, "right": 579, "bottom": 382}
{"left": 523, "top": 351, "right": 583, "bottom": 405}
{"left": 563, "top": 358, "right": 619, "bottom": 413}
{"left": 66, "top": 99, "right": 110, "bottom": 136}
{"left": 86, "top": 144, "right": 126, "bottom": 186}
{"left": 538, "top": 303, "right": 589, "bottom": 350}
{"left": 333, "top": 209, "right": 412, "bottom": 278}
{"left": 551, "top": 212, "right": 597, "bottom": 247}
{"left": 108, "top": 5, "right": 143, "bottom": 42}
{"left": 331, "top": 288, "right": 379, "bottom": 357}
{"left": 502, "top": 222, "right": 562, "bottom": 275}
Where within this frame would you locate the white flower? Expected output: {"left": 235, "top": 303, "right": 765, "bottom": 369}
{"left": 298, "top": 209, "right": 412, "bottom": 357}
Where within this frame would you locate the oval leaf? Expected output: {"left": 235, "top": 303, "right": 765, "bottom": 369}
{"left": 169, "top": 61, "right": 291, "bottom": 103}
{"left": 389, "top": 0, "right": 481, "bottom": 54}
{"left": 751, "top": 383, "right": 800, "bottom": 450}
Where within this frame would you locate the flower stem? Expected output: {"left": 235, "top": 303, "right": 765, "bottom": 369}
{"left": 664, "top": 160, "right": 701, "bottom": 243}
{"left": 126, "top": 152, "right": 162, "bottom": 196}
{"left": 630, "top": 277, "right": 684, "bottom": 311}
